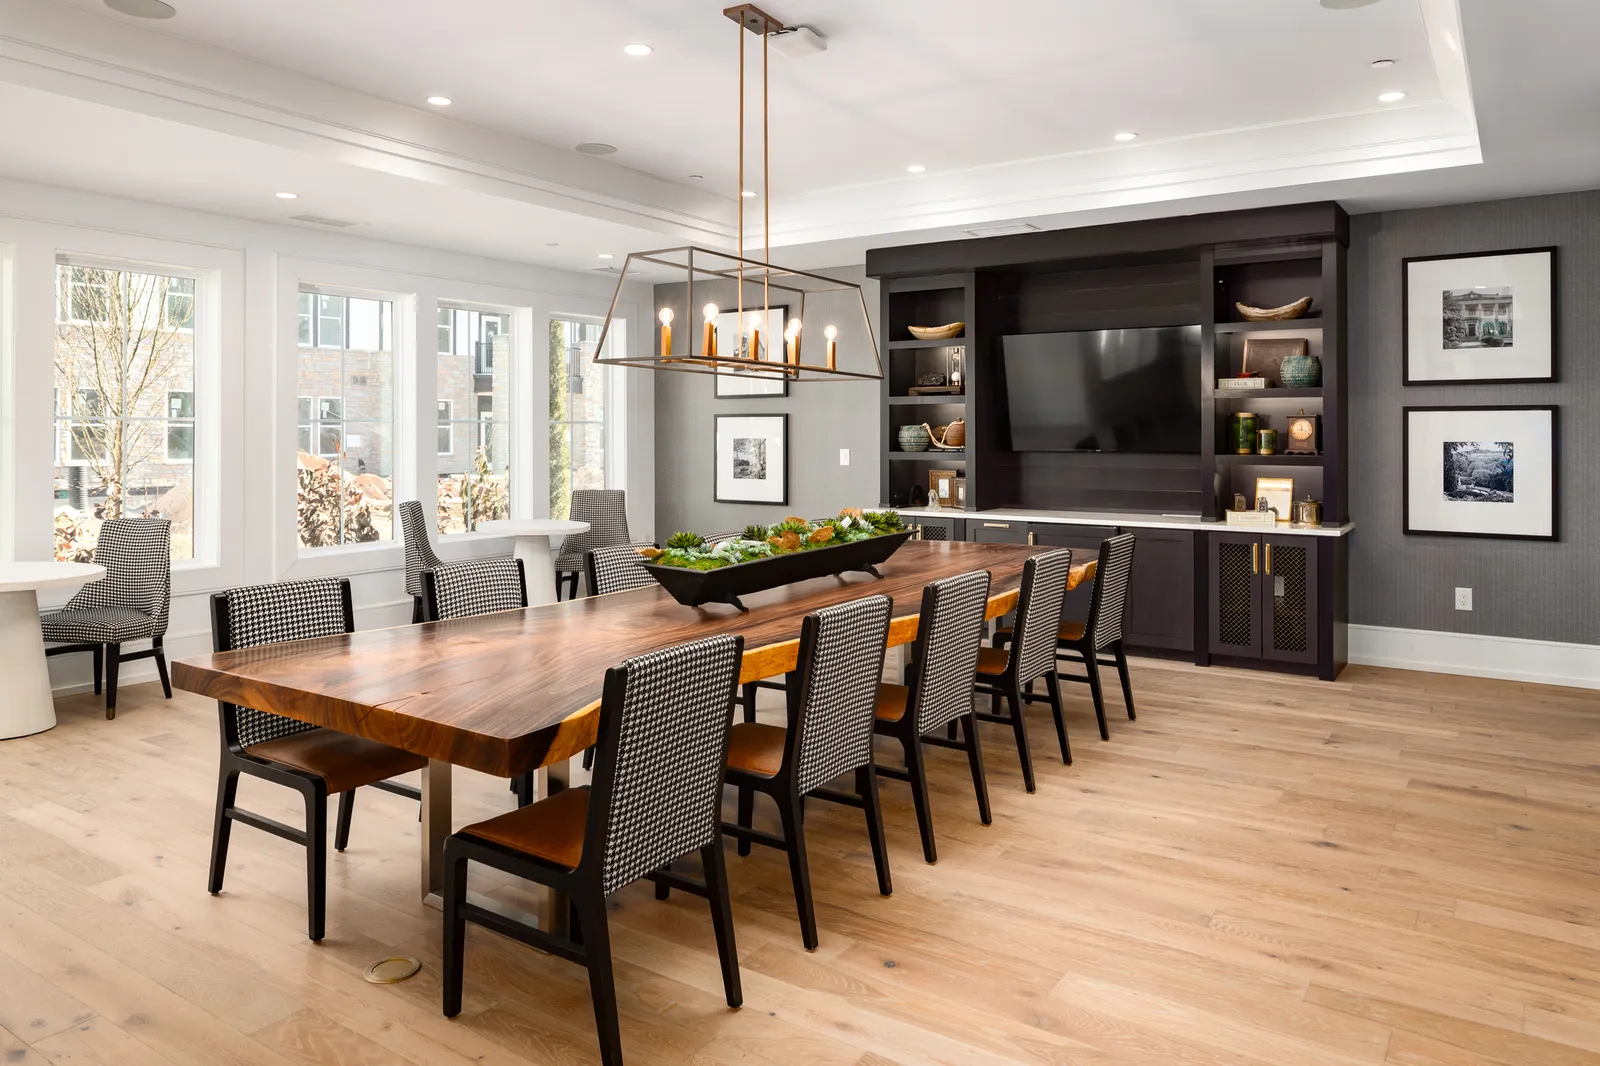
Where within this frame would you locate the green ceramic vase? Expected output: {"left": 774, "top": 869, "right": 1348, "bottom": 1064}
{"left": 1278, "top": 353, "right": 1322, "bottom": 388}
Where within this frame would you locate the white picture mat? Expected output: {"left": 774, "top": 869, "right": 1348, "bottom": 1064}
{"left": 715, "top": 305, "right": 788, "bottom": 396}
{"left": 715, "top": 414, "right": 786, "bottom": 503}
{"left": 1406, "top": 408, "right": 1554, "bottom": 537}
{"left": 1406, "top": 251, "right": 1553, "bottom": 381}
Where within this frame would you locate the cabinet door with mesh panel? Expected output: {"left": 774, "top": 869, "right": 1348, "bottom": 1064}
{"left": 1261, "top": 536, "right": 1319, "bottom": 666}
{"left": 1208, "top": 532, "right": 1261, "bottom": 658}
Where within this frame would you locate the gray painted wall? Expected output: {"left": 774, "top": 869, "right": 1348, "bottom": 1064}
{"left": 653, "top": 266, "right": 881, "bottom": 537}
{"left": 1349, "top": 190, "right": 1599, "bottom": 643}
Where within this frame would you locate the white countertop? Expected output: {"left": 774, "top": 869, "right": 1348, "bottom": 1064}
{"left": 894, "top": 507, "right": 1354, "bottom": 538}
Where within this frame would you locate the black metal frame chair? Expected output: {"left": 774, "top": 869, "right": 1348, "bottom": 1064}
{"left": 583, "top": 542, "right": 660, "bottom": 596}
{"left": 399, "top": 499, "right": 444, "bottom": 624}
{"left": 555, "top": 489, "right": 630, "bottom": 600}
{"left": 207, "top": 578, "right": 423, "bottom": 942}
{"left": 719, "top": 595, "right": 894, "bottom": 950}
{"left": 873, "top": 570, "right": 993, "bottom": 865}
{"left": 441, "top": 635, "right": 746, "bottom": 1066}
{"left": 1054, "top": 534, "right": 1139, "bottom": 739}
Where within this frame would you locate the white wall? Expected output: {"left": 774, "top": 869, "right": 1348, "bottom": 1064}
{"left": 0, "top": 177, "right": 654, "bottom": 694}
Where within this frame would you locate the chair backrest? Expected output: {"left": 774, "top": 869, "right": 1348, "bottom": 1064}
{"left": 1087, "top": 534, "right": 1138, "bottom": 649}
{"left": 210, "top": 578, "right": 353, "bottom": 748}
{"left": 422, "top": 557, "right": 527, "bottom": 621}
{"left": 907, "top": 569, "right": 992, "bottom": 734}
{"left": 1008, "top": 549, "right": 1074, "bottom": 684}
{"left": 556, "top": 490, "right": 630, "bottom": 568}
{"left": 788, "top": 595, "right": 893, "bottom": 795}
{"left": 585, "top": 542, "right": 658, "bottom": 596}
{"left": 585, "top": 634, "right": 743, "bottom": 895}
{"left": 68, "top": 517, "right": 172, "bottom": 635}
{"left": 398, "top": 500, "right": 443, "bottom": 597}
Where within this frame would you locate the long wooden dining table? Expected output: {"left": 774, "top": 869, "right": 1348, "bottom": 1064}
{"left": 172, "top": 540, "right": 1093, "bottom": 921}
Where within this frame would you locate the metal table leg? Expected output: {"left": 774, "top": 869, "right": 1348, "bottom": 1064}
{"left": 421, "top": 758, "right": 452, "bottom": 906}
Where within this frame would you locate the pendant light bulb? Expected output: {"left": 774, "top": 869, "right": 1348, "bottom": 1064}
{"left": 785, "top": 318, "right": 801, "bottom": 339}
{"left": 823, "top": 324, "right": 838, "bottom": 341}
{"left": 703, "top": 303, "right": 718, "bottom": 321}
{"left": 659, "top": 307, "right": 674, "bottom": 326}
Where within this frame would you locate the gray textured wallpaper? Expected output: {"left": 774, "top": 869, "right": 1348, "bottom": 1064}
{"left": 1349, "top": 191, "right": 1598, "bottom": 643}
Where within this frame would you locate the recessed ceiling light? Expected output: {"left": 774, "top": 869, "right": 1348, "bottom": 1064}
{"left": 597, "top": 253, "right": 614, "bottom": 259}
{"left": 1370, "top": 58, "right": 1395, "bottom": 68}
{"left": 275, "top": 192, "right": 298, "bottom": 200}
{"left": 1320, "top": 0, "right": 1382, "bottom": 8}
{"left": 103, "top": 0, "right": 175, "bottom": 18}
{"left": 575, "top": 142, "right": 618, "bottom": 156}
{"left": 546, "top": 242, "right": 559, "bottom": 247}
{"left": 689, "top": 173, "right": 705, "bottom": 180}
{"left": 906, "top": 164, "right": 926, "bottom": 174}
{"left": 1378, "top": 90, "right": 1407, "bottom": 103}
{"left": 426, "top": 95, "right": 452, "bottom": 107}
{"left": 1113, "top": 131, "right": 1138, "bottom": 142}
{"left": 741, "top": 189, "right": 757, "bottom": 198}
{"left": 623, "top": 43, "right": 653, "bottom": 57}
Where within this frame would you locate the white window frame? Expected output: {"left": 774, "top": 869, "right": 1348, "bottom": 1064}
{"left": 435, "top": 300, "right": 519, "bottom": 537}
{"left": 436, "top": 399, "right": 454, "bottom": 456}
{"left": 163, "top": 277, "right": 195, "bottom": 332}
{"left": 58, "top": 265, "right": 111, "bottom": 325}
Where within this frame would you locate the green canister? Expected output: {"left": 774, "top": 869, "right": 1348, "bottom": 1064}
{"left": 1258, "top": 428, "right": 1279, "bottom": 455}
{"left": 1231, "top": 412, "right": 1258, "bottom": 454}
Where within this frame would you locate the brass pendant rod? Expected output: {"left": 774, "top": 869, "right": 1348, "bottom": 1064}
{"left": 736, "top": 16, "right": 744, "bottom": 354}
{"left": 762, "top": 23, "right": 770, "bottom": 361}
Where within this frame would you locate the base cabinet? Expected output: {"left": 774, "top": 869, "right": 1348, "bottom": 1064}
{"left": 912, "top": 516, "right": 963, "bottom": 542}
{"left": 1208, "top": 532, "right": 1319, "bottom": 667}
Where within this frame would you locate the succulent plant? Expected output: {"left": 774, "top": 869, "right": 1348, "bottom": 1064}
{"left": 742, "top": 523, "right": 770, "bottom": 541}
{"left": 774, "top": 517, "right": 811, "bottom": 536}
{"left": 665, "top": 531, "right": 705, "bottom": 550}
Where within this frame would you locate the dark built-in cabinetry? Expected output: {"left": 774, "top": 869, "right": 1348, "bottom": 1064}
{"left": 870, "top": 203, "right": 1351, "bottom": 680}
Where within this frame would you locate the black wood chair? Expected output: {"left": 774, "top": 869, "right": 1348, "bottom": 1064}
{"left": 720, "top": 595, "right": 894, "bottom": 950}
{"left": 1054, "top": 534, "right": 1139, "bottom": 739}
{"left": 419, "top": 557, "right": 536, "bottom": 804}
{"left": 972, "top": 550, "right": 1075, "bottom": 791}
{"left": 42, "top": 517, "right": 173, "bottom": 719}
{"left": 207, "top": 578, "right": 424, "bottom": 942}
{"left": 873, "top": 569, "right": 993, "bottom": 865}
{"left": 398, "top": 500, "right": 444, "bottom": 624}
{"left": 442, "top": 634, "right": 746, "bottom": 1066}
{"left": 583, "top": 542, "right": 659, "bottom": 596}
{"left": 554, "top": 489, "right": 630, "bottom": 600}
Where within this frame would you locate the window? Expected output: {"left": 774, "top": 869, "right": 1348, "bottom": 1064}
{"left": 295, "top": 289, "right": 394, "bottom": 547}
{"left": 548, "top": 317, "right": 610, "bottom": 520}
{"left": 437, "top": 305, "right": 511, "bottom": 533}
{"left": 166, "top": 391, "right": 195, "bottom": 461}
{"left": 53, "top": 262, "right": 198, "bottom": 562}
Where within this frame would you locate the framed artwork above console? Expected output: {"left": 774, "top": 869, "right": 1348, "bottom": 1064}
{"left": 1402, "top": 248, "right": 1556, "bottom": 384}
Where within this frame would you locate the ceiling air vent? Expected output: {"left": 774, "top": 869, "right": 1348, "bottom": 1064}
{"left": 963, "top": 222, "right": 1040, "bottom": 239}
{"left": 290, "top": 213, "right": 361, "bottom": 228}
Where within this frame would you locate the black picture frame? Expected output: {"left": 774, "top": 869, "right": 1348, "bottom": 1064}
{"left": 714, "top": 413, "right": 788, "bottom": 505}
{"left": 714, "top": 304, "right": 790, "bottom": 398}
{"left": 1402, "top": 404, "right": 1559, "bottom": 541}
{"left": 1402, "top": 246, "right": 1557, "bottom": 385}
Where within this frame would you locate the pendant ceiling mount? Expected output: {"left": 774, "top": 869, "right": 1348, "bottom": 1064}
{"left": 592, "top": 4, "right": 881, "bottom": 383}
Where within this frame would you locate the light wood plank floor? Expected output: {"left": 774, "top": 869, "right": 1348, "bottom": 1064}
{"left": 3, "top": 658, "right": 1600, "bottom": 1065}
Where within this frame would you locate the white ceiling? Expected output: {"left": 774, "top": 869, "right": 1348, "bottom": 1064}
{"left": 1, "top": 0, "right": 1596, "bottom": 270}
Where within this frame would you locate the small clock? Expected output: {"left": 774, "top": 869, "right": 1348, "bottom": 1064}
{"left": 1285, "top": 411, "right": 1321, "bottom": 455}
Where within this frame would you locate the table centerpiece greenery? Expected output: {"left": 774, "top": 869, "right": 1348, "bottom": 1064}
{"left": 642, "top": 508, "right": 904, "bottom": 571}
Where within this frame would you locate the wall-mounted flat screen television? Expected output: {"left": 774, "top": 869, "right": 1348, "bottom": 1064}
{"left": 1001, "top": 326, "right": 1202, "bottom": 453}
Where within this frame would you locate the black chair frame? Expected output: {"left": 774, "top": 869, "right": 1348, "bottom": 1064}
{"left": 1053, "top": 540, "right": 1138, "bottom": 741}
{"left": 45, "top": 636, "right": 170, "bottom": 719}
{"left": 974, "top": 554, "right": 1073, "bottom": 792}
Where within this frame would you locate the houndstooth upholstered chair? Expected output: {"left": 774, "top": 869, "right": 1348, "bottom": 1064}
{"left": 42, "top": 517, "right": 172, "bottom": 719}
{"left": 206, "top": 577, "right": 424, "bottom": 942}
{"left": 719, "top": 594, "right": 895, "bottom": 950}
{"left": 1053, "top": 534, "right": 1139, "bottom": 739}
{"left": 583, "top": 542, "right": 658, "bottom": 596}
{"left": 398, "top": 500, "right": 445, "bottom": 624}
{"left": 554, "top": 489, "right": 629, "bottom": 599}
{"left": 442, "top": 634, "right": 746, "bottom": 1066}
{"left": 872, "top": 569, "right": 994, "bottom": 865}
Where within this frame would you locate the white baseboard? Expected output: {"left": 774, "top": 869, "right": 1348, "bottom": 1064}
{"left": 1349, "top": 624, "right": 1600, "bottom": 691}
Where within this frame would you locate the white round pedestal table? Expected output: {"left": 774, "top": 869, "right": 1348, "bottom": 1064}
{"left": 476, "top": 519, "right": 590, "bottom": 605}
{"left": 0, "top": 561, "right": 106, "bottom": 740}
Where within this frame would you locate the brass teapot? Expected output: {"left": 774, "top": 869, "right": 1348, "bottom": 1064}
{"left": 1290, "top": 496, "right": 1323, "bottom": 526}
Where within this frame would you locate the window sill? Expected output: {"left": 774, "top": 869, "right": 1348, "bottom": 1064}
{"left": 294, "top": 540, "right": 404, "bottom": 577}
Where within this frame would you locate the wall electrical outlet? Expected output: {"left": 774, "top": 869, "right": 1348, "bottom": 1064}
{"left": 839, "top": 448, "right": 849, "bottom": 466}
{"left": 1455, "top": 587, "right": 1473, "bottom": 611}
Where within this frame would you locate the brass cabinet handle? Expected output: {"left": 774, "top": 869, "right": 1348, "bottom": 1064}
{"left": 1028, "top": 531, "right": 1037, "bottom": 545}
{"left": 1264, "top": 542, "right": 1272, "bottom": 574}
{"left": 1252, "top": 542, "right": 1259, "bottom": 574}
{"left": 982, "top": 522, "right": 1011, "bottom": 529}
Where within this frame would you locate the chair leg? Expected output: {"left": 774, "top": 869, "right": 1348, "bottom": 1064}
{"left": 303, "top": 785, "right": 328, "bottom": 942}
{"left": 701, "top": 841, "right": 743, "bottom": 1008}
{"left": 208, "top": 767, "right": 240, "bottom": 894}
{"left": 1045, "top": 671, "right": 1072, "bottom": 766}
{"left": 777, "top": 792, "right": 818, "bottom": 951}
{"left": 1006, "top": 682, "right": 1036, "bottom": 793}
{"left": 735, "top": 785, "right": 754, "bottom": 858}
{"left": 334, "top": 790, "right": 355, "bottom": 852}
{"left": 580, "top": 897, "right": 625, "bottom": 1066}
{"left": 654, "top": 860, "right": 672, "bottom": 901}
{"left": 962, "top": 713, "right": 992, "bottom": 826}
{"left": 1084, "top": 651, "right": 1110, "bottom": 742}
{"left": 1114, "top": 643, "right": 1137, "bottom": 721}
{"left": 858, "top": 763, "right": 892, "bottom": 896}
{"left": 411, "top": 596, "right": 424, "bottom": 624}
{"left": 152, "top": 636, "right": 172, "bottom": 699}
{"left": 902, "top": 734, "right": 938, "bottom": 865}
{"left": 741, "top": 681, "right": 759, "bottom": 724}
{"left": 92, "top": 644, "right": 103, "bottom": 696}
{"left": 441, "top": 845, "right": 470, "bottom": 1018}
{"left": 513, "top": 772, "right": 535, "bottom": 808}
{"left": 104, "top": 643, "right": 121, "bottom": 720}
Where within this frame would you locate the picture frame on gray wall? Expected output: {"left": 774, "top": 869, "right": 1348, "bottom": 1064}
{"left": 1402, "top": 405, "right": 1559, "bottom": 541}
{"left": 714, "top": 413, "right": 789, "bottom": 505}
{"left": 1402, "top": 247, "right": 1557, "bottom": 385}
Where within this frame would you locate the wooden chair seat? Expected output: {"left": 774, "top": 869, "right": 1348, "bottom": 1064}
{"left": 458, "top": 787, "right": 590, "bottom": 870}
{"left": 726, "top": 722, "right": 786, "bottom": 778}
{"left": 974, "top": 646, "right": 1010, "bottom": 676}
{"left": 874, "top": 684, "right": 909, "bottom": 722}
{"left": 247, "top": 731, "right": 427, "bottom": 796}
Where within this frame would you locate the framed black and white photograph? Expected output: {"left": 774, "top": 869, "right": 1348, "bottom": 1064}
{"left": 1404, "top": 406, "right": 1558, "bottom": 541}
{"left": 1403, "top": 247, "right": 1556, "bottom": 384}
{"left": 715, "top": 304, "right": 789, "bottom": 398}
{"left": 715, "top": 413, "right": 787, "bottom": 504}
